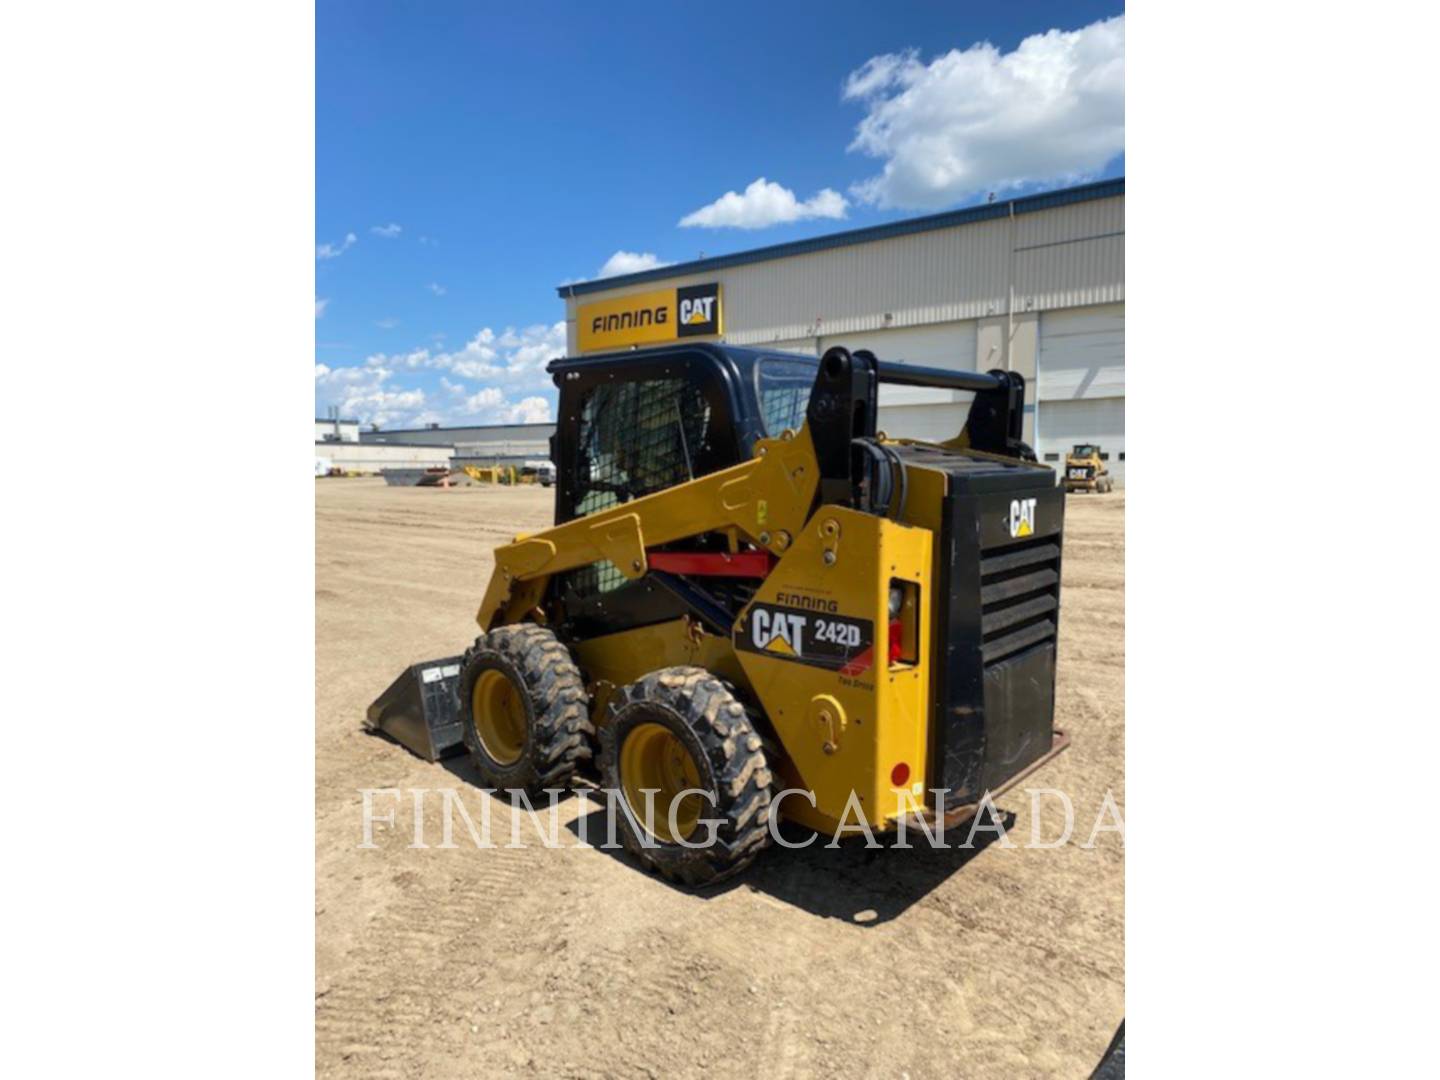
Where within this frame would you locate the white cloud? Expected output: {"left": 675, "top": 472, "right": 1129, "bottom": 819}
{"left": 374, "top": 317, "right": 399, "bottom": 330}
{"left": 315, "top": 297, "right": 329, "bottom": 318}
{"left": 679, "top": 178, "right": 848, "bottom": 229}
{"left": 427, "top": 282, "right": 446, "bottom": 296}
{"left": 441, "top": 322, "right": 566, "bottom": 382}
{"left": 315, "top": 322, "right": 566, "bottom": 428}
{"left": 457, "top": 388, "right": 554, "bottom": 424}
{"left": 596, "top": 251, "right": 670, "bottom": 278}
{"left": 370, "top": 223, "right": 402, "bottom": 238}
{"left": 314, "top": 360, "right": 426, "bottom": 428}
{"left": 842, "top": 15, "right": 1124, "bottom": 210}
{"left": 316, "top": 232, "right": 357, "bottom": 259}
{"left": 507, "top": 396, "right": 553, "bottom": 423}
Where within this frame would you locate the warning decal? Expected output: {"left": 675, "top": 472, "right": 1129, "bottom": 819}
{"left": 736, "top": 602, "right": 876, "bottom": 673}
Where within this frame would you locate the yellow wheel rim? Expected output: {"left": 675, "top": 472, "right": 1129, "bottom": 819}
{"left": 620, "top": 722, "right": 705, "bottom": 843}
{"left": 472, "top": 669, "right": 527, "bottom": 766}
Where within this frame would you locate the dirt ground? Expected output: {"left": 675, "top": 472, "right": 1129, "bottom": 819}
{"left": 316, "top": 478, "right": 1124, "bottom": 1079}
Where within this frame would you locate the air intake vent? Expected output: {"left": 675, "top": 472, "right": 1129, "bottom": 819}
{"left": 979, "top": 537, "right": 1060, "bottom": 664}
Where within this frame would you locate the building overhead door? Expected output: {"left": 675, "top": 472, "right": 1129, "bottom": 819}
{"left": 1037, "top": 303, "right": 1124, "bottom": 401}
{"left": 1037, "top": 302, "right": 1124, "bottom": 486}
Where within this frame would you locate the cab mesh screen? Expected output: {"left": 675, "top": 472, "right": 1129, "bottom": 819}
{"left": 565, "top": 377, "right": 712, "bottom": 598}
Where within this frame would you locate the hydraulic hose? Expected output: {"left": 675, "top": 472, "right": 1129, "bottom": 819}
{"left": 852, "top": 437, "right": 907, "bottom": 521}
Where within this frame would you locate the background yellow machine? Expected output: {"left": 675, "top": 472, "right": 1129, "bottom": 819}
{"left": 371, "top": 344, "right": 1068, "bottom": 884}
{"left": 1063, "top": 443, "right": 1114, "bottom": 494}
{"left": 463, "top": 463, "right": 517, "bottom": 485}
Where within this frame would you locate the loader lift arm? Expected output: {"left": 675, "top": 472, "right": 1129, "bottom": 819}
{"left": 477, "top": 424, "right": 821, "bottom": 629}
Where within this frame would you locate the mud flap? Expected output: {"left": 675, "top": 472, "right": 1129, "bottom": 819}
{"left": 365, "top": 656, "right": 466, "bottom": 761}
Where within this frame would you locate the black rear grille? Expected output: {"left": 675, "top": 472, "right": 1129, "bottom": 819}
{"left": 979, "top": 536, "right": 1061, "bottom": 664}
{"left": 914, "top": 450, "right": 1065, "bottom": 804}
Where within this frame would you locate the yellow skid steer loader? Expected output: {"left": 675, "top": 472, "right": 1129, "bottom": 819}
{"left": 369, "top": 344, "right": 1068, "bottom": 884}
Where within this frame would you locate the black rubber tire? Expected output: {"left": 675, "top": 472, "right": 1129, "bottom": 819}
{"left": 599, "top": 667, "right": 772, "bottom": 886}
{"left": 458, "top": 624, "right": 593, "bottom": 795}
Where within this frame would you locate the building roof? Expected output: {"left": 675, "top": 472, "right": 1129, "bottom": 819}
{"left": 557, "top": 177, "right": 1124, "bottom": 298}
{"left": 363, "top": 421, "right": 555, "bottom": 436}
{"left": 315, "top": 440, "right": 456, "bottom": 449}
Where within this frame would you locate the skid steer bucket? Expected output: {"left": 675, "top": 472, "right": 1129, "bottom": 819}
{"left": 365, "top": 656, "right": 466, "bottom": 761}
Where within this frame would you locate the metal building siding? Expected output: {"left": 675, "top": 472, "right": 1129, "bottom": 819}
{"left": 564, "top": 193, "right": 1123, "bottom": 350}
{"left": 1015, "top": 233, "right": 1125, "bottom": 312}
{"left": 1037, "top": 303, "right": 1125, "bottom": 401}
{"left": 1014, "top": 196, "right": 1125, "bottom": 249}
{"left": 314, "top": 441, "right": 455, "bottom": 473}
{"left": 1012, "top": 197, "right": 1125, "bottom": 312}
{"left": 361, "top": 422, "right": 556, "bottom": 447}
{"left": 721, "top": 220, "right": 1010, "bottom": 342}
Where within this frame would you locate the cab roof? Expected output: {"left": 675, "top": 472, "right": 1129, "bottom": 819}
{"left": 545, "top": 341, "right": 816, "bottom": 379}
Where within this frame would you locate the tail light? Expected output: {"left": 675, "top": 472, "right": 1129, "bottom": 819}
{"left": 888, "top": 579, "right": 919, "bottom": 666}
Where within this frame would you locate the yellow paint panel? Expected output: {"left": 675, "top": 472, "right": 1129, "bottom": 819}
{"left": 588, "top": 513, "right": 647, "bottom": 580}
{"left": 577, "top": 288, "right": 678, "bottom": 351}
{"left": 733, "top": 508, "right": 933, "bottom": 831}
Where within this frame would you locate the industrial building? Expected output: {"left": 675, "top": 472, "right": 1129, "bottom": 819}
{"left": 558, "top": 178, "right": 1124, "bottom": 484}
{"left": 315, "top": 416, "right": 360, "bottom": 443}
{"left": 314, "top": 438, "right": 455, "bottom": 474}
{"left": 361, "top": 421, "right": 552, "bottom": 467}
{"left": 313, "top": 420, "right": 553, "bottom": 477}
{"left": 313, "top": 414, "right": 456, "bottom": 473}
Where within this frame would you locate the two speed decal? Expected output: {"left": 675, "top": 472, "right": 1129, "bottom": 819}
{"left": 736, "top": 602, "right": 876, "bottom": 674}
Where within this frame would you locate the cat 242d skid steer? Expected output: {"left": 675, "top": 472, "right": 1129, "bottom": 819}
{"left": 368, "top": 343, "right": 1069, "bottom": 884}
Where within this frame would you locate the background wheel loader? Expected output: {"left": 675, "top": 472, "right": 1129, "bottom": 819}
{"left": 1063, "top": 443, "right": 1114, "bottom": 494}
{"left": 368, "top": 343, "right": 1069, "bottom": 884}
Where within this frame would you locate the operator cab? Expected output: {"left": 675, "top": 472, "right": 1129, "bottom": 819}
{"left": 547, "top": 344, "right": 817, "bottom": 526}
{"left": 545, "top": 344, "right": 818, "bottom": 636}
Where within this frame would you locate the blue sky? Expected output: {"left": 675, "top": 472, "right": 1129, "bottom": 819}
{"left": 316, "top": 1, "right": 1124, "bottom": 429}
